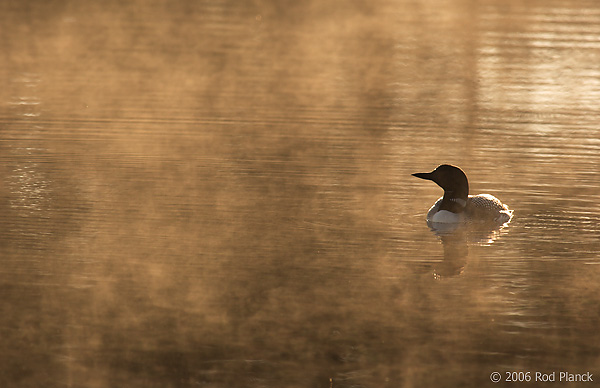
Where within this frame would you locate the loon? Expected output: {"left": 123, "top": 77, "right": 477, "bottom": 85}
{"left": 412, "top": 164, "right": 513, "bottom": 224}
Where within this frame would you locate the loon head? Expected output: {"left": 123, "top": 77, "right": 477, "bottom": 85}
{"left": 412, "top": 164, "right": 469, "bottom": 213}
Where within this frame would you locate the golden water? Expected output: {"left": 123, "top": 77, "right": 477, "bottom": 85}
{"left": 1, "top": 0, "right": 599, "bottom": 387}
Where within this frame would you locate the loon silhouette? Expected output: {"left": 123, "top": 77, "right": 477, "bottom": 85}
{"left": 412, "top": 164, "right": 513, "bottom": 224}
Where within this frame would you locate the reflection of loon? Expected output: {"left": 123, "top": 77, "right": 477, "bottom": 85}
{"left": 412, "top": 164, "right": 513, "bottom": 224}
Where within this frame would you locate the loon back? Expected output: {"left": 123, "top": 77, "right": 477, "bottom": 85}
{"left": 426, "top": 194, "right": 513, "bottom": 224}
{"left": 468, "top": 194, "right": 513, "bottom": 224}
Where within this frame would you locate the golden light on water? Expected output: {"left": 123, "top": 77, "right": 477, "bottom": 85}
{"left": 1, "top": 0, "right": 600, "bottom": 387}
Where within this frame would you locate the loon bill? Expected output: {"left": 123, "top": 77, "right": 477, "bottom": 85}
{"left": 412, "top": 164, "right": 513, "bottom": 224}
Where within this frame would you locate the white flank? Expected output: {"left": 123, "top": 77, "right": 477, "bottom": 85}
{"left": 430, "top": 210, "right": 461, "bottom": 223}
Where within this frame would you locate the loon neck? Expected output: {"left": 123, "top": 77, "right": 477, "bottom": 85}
{"left": 439, "top": 191, "right": 468, "bottom": 213}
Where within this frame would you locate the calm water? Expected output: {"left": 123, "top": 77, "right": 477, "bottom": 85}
{"left": 2, "top": 0, "right": 600, "bottom": 387}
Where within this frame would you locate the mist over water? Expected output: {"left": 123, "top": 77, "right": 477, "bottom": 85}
{"left": 1, "top": 0, "right": 600, "bottom": 387}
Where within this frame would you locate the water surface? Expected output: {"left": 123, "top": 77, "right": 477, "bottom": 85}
{"left": 1, "top": 0, "right": 599, "bottom": 387}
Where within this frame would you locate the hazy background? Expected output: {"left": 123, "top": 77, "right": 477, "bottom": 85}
{"left": 1, "top": 0, "right": 599, "bottom": 387}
